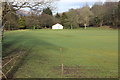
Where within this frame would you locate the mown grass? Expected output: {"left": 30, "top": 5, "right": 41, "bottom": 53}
{"left": 3, "top": 28, "right": 118, "bottom": 78}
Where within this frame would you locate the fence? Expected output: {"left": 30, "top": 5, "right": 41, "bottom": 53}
{"left": 2, "top": 51, "right": 26, "bottom": 79}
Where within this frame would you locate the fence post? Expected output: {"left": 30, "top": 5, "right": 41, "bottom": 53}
{"left": 60, "top": 48, "right": 64, "bottom": 78}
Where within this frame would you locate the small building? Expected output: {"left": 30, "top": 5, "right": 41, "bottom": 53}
{"left": 52, "top": 23, "right": 63, "bottom": 29}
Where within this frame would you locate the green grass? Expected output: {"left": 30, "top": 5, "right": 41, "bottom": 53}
{"left": 3, "top": 28, "right": 118, "bottom": 78}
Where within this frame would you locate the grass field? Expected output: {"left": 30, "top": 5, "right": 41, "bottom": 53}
{"left": 3, "top": 28, "right": 118, "bottom": 78}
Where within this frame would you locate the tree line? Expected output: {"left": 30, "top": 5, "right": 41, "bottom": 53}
{"left": 3, "top": 1, "right": 120, "bottom": 30}
{"left": 60, "top": 1, "right": 120, "bottom": 29}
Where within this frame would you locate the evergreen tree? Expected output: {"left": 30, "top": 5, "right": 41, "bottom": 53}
{"left": 55, "top": 13, "right": 60, "bottom": 18}
{"left": 18, "top": 16, "right": 26, "bottom": 29}
{"left": 94, "top": 16, "right": 101, "bottom": 27}
{"left": 42, "top": 7, "right": 53, "bottom": 16}
{"left": 61, "top": 12, "right": 68, "bottom": 26}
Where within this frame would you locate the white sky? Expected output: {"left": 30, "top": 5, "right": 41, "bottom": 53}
{"left": 21, "top": 0, "right": 119, "bottom": 14}
{"left": 54, "top": 0, "right": 119, "bottom": 14}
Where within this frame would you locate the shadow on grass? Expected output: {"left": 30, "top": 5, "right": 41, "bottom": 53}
{"left": 6, "top": 47, "right": 32, "bottom": 79}
{"left": 2, "top": 36, "right": 24, "bottom": 57}
{"left": 2, "top": 35, "right": 64, "bottom": 79}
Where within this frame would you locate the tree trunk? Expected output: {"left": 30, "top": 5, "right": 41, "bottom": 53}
{"left": 0, "top": 2, "right": 2, "bottom": 73}
{"left": 100, "top": 20, "right": 103, "bottom": 27}
{"left": 33, "top": 26, "right": 35, "bottom": 29}
{"left": 9, "top": 25, "right": 11, "bottom": 30}
{"left": 70, "top": 24, "right": 73, "bottom": 29}
{"left": 0, "top": 2, "right": 3, "bottom": 41}
{"left": 45, "top": 24, "right": 47, "bottom": 29}
{"left": 84, "top": 23, "right": 87, "bottom": 29}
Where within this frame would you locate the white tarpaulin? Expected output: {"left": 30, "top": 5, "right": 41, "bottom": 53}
{"left": 52, "top": 23, "right": 63, "bottom": 29}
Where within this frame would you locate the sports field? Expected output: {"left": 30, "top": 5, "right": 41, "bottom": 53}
{"left": 2, "top": 28, "right": 118, "bottom": 78}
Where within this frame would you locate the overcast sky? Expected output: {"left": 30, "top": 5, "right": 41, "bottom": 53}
{"left": 55, "top": 1, "right": 95, "bottom": 13}
{"left": 22, "top": 0, "right": 119, "bottom": 14}
{"left": 54, "top": 0, "right": 119, "bottom": 14}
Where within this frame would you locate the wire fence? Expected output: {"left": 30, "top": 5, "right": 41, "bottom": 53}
{"left": 2, "top": 51, "right": 26, "bottom": 79}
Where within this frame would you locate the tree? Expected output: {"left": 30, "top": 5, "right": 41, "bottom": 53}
{"left": 103, "top": 2, "right": 118, "bottom": 27}
{"left": 42, "top": 7, "right": 53, "bottom": 16}
{"left": 5, "top": 12, "right": 19, "bottom": 30}
{"left": 55, "top": 12, "right": 60, "bottom": 19}
{"left": 1, "top": 0, "right": 57, "bottom": 40}
{"left": 117, "top": 1, "right": 120, "bottom": 27}
{"left": 25, "top": 13, "right": 40, "bottom": 29}
{"left": 93, "top": 16, "right": 101, "bottom": 27}
{"left": 1, "top": 3, "right": 19, "bottom": 30}
{"left": 18, "top": 16, "right": 25, "bottom": 29}
{"left": 77, "top": 6, "right": 94, "bottom": 29}
{"left": 91, "top": 1, "right": 119, "bottom": 28}
{"left": 0, "top": 2, "right": 2, "bottom": 29}
{"left": 91, "top": 4, "right": 105, "bottom": 27}
{"left": 66, "top": 9, "right": 78, "bottom": 29}
{"left": 54, "top": 12, "right": 61, "bottom": 24}
{"left": 60, "top": 12, "right": 68, "bottom": 28}
{"left": 39, "top": 14, "right": 54, "bottom": 28}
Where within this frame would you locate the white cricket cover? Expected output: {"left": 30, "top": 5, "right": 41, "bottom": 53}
{"left": 52, "top": 23, "right": 63, "bottom": 29}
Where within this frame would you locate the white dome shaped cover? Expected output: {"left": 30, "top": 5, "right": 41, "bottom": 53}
{"left": 52, "top": 23, "right": 63, "bottom": 29}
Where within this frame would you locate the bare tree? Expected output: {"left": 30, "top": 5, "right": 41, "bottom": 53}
{"left": 0, "top": 2, "right": 2, "bottom": 78}
{"left": 1, "top": 0, "right": 58, "bottom": 40}
{"left": 0, "top": 0, "right": 58, "bottom": 78}
{"left": 91, "top": 4, "right": 105, "bottom": 26}
{"left": 76, "top": 6, "right": 94, "bottom": 29}
{"left": 25, "top": 13, "right": 40, "bottom": 29}
{"left": 39, "top": 13, "right": 54, "bottom": 28}
{"left": 66, "top": 9, "right": 78, "bottom": 29}
{"left": 0, "top": 2, "right": 2, "bottom": 29}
